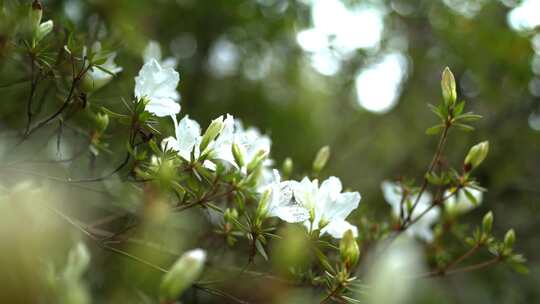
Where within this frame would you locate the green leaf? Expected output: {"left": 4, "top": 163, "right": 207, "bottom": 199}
{"left": 314, "top": 248, "right": 334, "bottom": 273}
{"left": 94, "top": 65, "right": 117, "bottom": 77}
{"left": 456, "top": 113, "right": 483, "bottom": 122}
{"left": 454, "top": 123, "right": 474, "bottom": 132}
{"left": 428, "top": 104, "right": 444, "bottom": 120}
{"left": 426, "top": 124, "right": 444, "bottom": 135}
{"left": 100, "top": 106, "right": 129, "bottom": 119}
{"left": 464, "top": 189, "right": 478, "bottom": 206}
{"left": 255, "top": 239, "right": 268, "bottom": 261}
{"left": 453, "top": 100, "right": 465, "bottom": 116}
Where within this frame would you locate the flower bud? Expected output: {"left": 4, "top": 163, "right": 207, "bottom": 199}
{"left": 464, "top": 141, "right": 489, "bottom": 169}
{"left": 318, "top": 218, "right": 330, "bottom": 230}
{"left": 200, "top": 117, "right": 224, "bottom": 152}
{"left": 224, "top": 208, "right": 238, "bottom": 223}
{"left": 35, "top": 20, "right": 53, "bottom": 42}
{"left": 247, "top": 149, "right": 268, "bottom": 174}
{"left": 160, "top": 249, "right": 206, "bottom": 301}
{"left": 95, "top": 113, "right": 109, "bottom": 133}
{"left": 441, "top": 67, "right": 457, "bottom": 106}
{"left": 482, "top": 211, "right": 493, "bottom": 233}
{"left": 504, "top": 229, "right": 515, "bottom": 249}
{"left": 64, "top": 242, "right": 91, "bottom": 280}
{"left": 256, "top": 189, "right": 272, "bottom": 220}
{"left": 232, "top": 143, "right": 245, "bottom": 168}
{"left": 29, "top": 1, "right": 43, "bottom": 30}
{"left": 282, "top": 157, "right": 293, "bottom": 178}
{"left": 340, "top": 230, "right": 360, "bottom": 268}
{"left": 312, "top": 145, "right": 330, "bottom": 173}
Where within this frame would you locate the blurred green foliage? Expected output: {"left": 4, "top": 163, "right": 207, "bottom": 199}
{"left": 1, "top": 0, "right": 539, "bottom": 303}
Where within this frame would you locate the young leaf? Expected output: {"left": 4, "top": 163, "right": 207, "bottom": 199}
{"left": 426, "top": 124, "right": 444, "bottom": 135}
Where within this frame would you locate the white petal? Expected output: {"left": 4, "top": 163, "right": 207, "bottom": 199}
{"left": 445, "top": 188, "right": 483, "bottom": 214}
{"left": 293, "top": 177, "right": 318, "bottom": 210}
{"left": 324, "top": 191, "right": 361, "bottom": 221}
{"left": 407, "top": 206, "right": 440, "bottom": 242}
{"left": 146, "top": 98, "right": 181, "bottom": 117}
{"left": 318, "top": 176, "right": 343, "bottom": 206}
{"left": 381, "top": 180, "right": 402, "bottom": 216}
{"left": 161, "top": 136, "right": 180, "bottom": 152}
{"left": 143, "top": 40, "right": 162, "bottom": 63}
{"left": 271, "top": 205, "right": 310, "bottom": 223}
{"left": 134, "top": 59, "right": 180, "bottom": 109}
{"left": 322, "top": 220, "right": 358, "bottom": 239}
{"left": 161, "top": 57, "right": 178, "bottom": 69}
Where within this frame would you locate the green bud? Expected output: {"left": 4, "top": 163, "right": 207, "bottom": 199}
{"left": 340, "top": 230, "right": 360, "bottom": 269}
{"left": 160, "top": 249, "right": 206, "bottom": 301}
{"left": 282, "top": 157, "right": 293, "bottom": 178}
{"left": 29, "top": 1, "right": 43, "bottom": 30}
{"left": 318, "top": 218, "right": 330, "bottom": 230}
{"left": 95, "top": 113, "right": 109, "bottom": 133}
{"left": 64, "top": 242, "right": 91, "bottom": 280}
{"left": 464, "top": 141, "right": 489, "bottom": 169}
{"left": 247, "top": 149, "right": 268, "bottom": 174}
{"left": 224, "top": 208, "right": 238, "bottom": 223}
{"left": 35, "top": 20, "right": 53, "bottom": 42}
{"left": 312, "top": 145, "right": 330, "bottom": 173}
{"left": 256, "top": 189, "right": 272, "bottom": 220}
{"left": 504, "top": 229, "right": 515, "bottom": 249}
{"left": 482, "top": 211, "right": 493, "bottom": 233}
{"left": 232, "top": 143, "right": 245, "bottom": 168}
{"left": 200, "top": 117, "right": 224, "bottom": 152}
{"left": 441, "top": 67, "right": 457, "bottom": 106}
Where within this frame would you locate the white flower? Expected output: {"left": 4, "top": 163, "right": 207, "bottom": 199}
{"left": 162, "top": 115, "right": 201, "bottom": 161}
{"left": 162, "top": 115, "right": 218, "bottom": 170}
{"left": 143, "top": 40, "right": 178, "bottom": 69}
{"left": 212, "top": 115, "right": 272, "bottom": 172}
{"left": 262, "top": 170, "right": 310, "bottom": 223}
{"left": 293, "top": 176, "right": 361, "bottom": 239}
{"left": 134, "top": 59, "right": 180, "bottom": 117}
{"left": 84, "top": 42, "right": 123, "bottom": 91}
{"left": 444, "top": 187, "right": 483, "bottom": 214}
{"left": 381, "top": 181, "right": 440, "bottom": 242}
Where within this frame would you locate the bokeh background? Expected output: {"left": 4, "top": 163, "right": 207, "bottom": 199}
{"left": 1, "top": 0, "right": 539, "bottom": 303}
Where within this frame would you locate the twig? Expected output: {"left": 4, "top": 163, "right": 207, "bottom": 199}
{"left": 416, "top": 257, "right": 501, "bottom": 279}
{"left": 404, "top": 122, "right": 450, "bottom": 226}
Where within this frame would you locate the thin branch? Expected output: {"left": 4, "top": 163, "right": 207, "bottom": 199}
{"left": 404, "top": 122, "right": 451, "bottom": 226}
{"left": 416, "top": 257, "right": 501, "bottom": 279}
{"left": 23, "top": 61, "right": 91, "bottom": 139}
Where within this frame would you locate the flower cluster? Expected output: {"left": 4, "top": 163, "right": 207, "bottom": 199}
{"left": 131, "top": 51, "right": 361, "bottom": 239}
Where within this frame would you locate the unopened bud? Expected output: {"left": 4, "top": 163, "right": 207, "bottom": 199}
{"left": 224, "top": 208, "right": 238, "bottom": 223}
{"left": 160, "top": 249, "right": 206, "bottom": 301}
{"left": 232, "top": 143, "right": 245, "bottom": 168}
{"left": 35, "top": 20, "right": 53, "bottom": 42}
{"left": 318, "top": 218, "right": 330, "bottom": 230}
{"left": 282, "top": 157, "right": 293, "bottom": 178}
{"left": 64, "top": 242, "right": 91, "bottom": 280}
{"left": 200, "top": 117, "right": 224, "bottom": 152}
{"left": 340, "top": 230, "right": 360, "bottom": 268}
{"left": 464, "top": 141, "right": 489, "bottom": 169}
{"left": 441, "top": 67, "right": 457, "bottom": 106}
{"left": 312, "top": 145, "right": 330, "bottom": 173}
{"left": 95, "top": 113, "right": 109, "bottom": 133}
{"left": 504, "top": 229, "right": 515, "bottom": 249}
{"left": 482, "top": 211, "right": 493, "bottom": 233}
{"left": 247, "top": 149, "right": 268, "bottom": 174}
{"left": 256, "top": 189, "right": 272, "bottom": 220}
